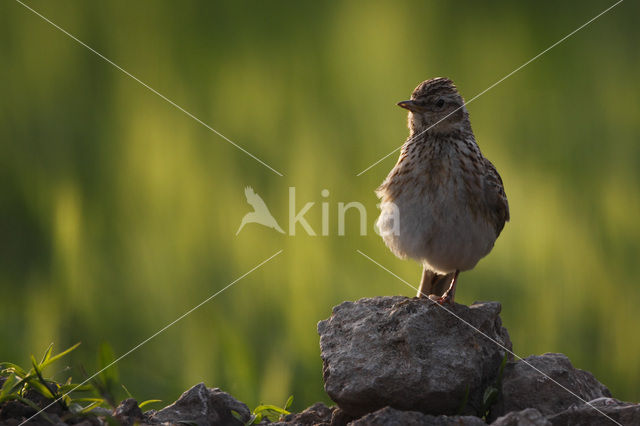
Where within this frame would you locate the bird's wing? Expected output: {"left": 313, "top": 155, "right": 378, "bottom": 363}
{"left": 244, "top": 186, "right": 270, "bottom": 211}
{"left": 483, "top": 157, "right": 510, "bottom": 237}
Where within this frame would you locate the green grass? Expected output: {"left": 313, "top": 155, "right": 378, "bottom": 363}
{"left": 0, "top": 343, "right": 161, "bottom": 423}
{"left": 235, "top": 395, "right": 294, "bottom": 425}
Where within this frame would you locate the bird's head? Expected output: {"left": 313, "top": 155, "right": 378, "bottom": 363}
{"left": 397, "top": 77, "right": 470, "bottom": 134}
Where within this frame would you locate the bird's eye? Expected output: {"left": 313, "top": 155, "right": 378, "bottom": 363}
{"left": 436, "top": 99, "right": 445, "bottom": 108}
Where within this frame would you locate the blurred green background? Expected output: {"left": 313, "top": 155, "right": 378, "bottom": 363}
{"left": 1, "top": 0, "right": 639, "bottom": 410}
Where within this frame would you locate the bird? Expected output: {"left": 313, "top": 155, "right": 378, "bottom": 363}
{"left": 236, "top": 186, "right": 285, "bottom": 235}
{"left": 376, "top": 77, "right": 509, "bottom": 304}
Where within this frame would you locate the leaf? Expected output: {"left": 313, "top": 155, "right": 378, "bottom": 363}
{"left": 138, "top": 399, "right": 162, "bottom": 409}
{"left": 39, "top": 343, "right": 81, "bottom": 370}
{"left": 26, "top": 378, "right": 55, "bottom": 400}
{"left": 496, "top": 352, "right": 508, "bottom": 386}
{"left": 0, "top": 373, "right": 19, "bottom": 402}
{"left": 0, "top": 362, "right": 28, "bottom": 377}
{"left": 58, "top": 383, "right": 93, "bottom": 393}
{"left": 70, "top": 397, "right": 104, "bottom": 403}
{"left": 284, "top": 395, "right": 293, "bottom": 410}
{"left": 121, "top": 384, "right": 133, "bottom": 399}
{"left": 97, "top": 343, "right": 119, "bottom": 387}
{"left": 240, "top": 412, "right": 257, "bottom": 426}
{"left": 483, "top": 386, "right": 499, "bottom": 407}
{"left": 456, "top": 385, "right": 470, "bottom": 415}
{"left": 40, "top": 343, "right": 54, "bottom": 366}
{"left": 30, "top": 356, "right": 56, "bottom": 399}
{"left": 480, "top": 352, "right": 509, "bottom": 420}
{"left": 248, "top": 413, "right": 261, "bottom": 425}
{"left": 254, "top": 404, "right": 289, "bottom": 414}
{"left": 81, "top": 400, "right": 103, "bottom": 414}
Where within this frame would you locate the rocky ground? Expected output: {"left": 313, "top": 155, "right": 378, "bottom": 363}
{"left": 1, "top": 296, "right": 639, "bottom": 425}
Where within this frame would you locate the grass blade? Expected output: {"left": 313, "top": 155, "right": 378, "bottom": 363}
{"left": 138, "top": 399, "right": 162, "bottom": 409}
{"left": 284, "top": 395, "right": 293, "bottom": 410}
{"left": 0, "top": 362, "right": 28, "bottom": 377}
{"left": 0, "top": 373, "right": 19, "bottom": 402}
{"left": 40, "top": 343, "right": 54, "bottom": 366}
{"left": 40, "top": 342, "right": 81, "bottom": 370}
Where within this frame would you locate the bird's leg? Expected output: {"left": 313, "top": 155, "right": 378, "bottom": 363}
{"left": 437, "top": 270, "right": 460, "bottom": 305}
{"left": 417, "top": 267, "right": 431, "bottom": 298}
{"left": 416, "top": 267, "right": 443, "bottom": 297}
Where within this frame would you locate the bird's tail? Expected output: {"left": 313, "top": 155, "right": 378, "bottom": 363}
{"left": 418, "top": 269, "right": 456, "bottom": 298}
{"left": 235, "top": 216, "right": 248, "bottom": 235}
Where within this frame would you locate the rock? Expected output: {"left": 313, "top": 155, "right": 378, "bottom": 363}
{"left": 23, "top": 387, "right": 65, "bottom": 417}
{"left": 318, "top": 296, "right": 512, "bottom": 416}
{"left": 491, "top": 353, "right": 611, "bottom": 419}
{"left": 89, "top": 406, "right": 113, "bottom": 417}
{"left": 547, "top": 397, "right": 640, "bottom": 426}
{"left": 330, "top": 408, "right": 357, "bottom": 426}
{"left": 113, "top": 398, "right": 144, "bottom": 425}
{"left": 490, "top": 408, "right": 550, "bottom": 425}
{"left": 272, "top": 402, "right": 335, "bottom": 425}
{"left": 150, "top": 383, "right": 251, "bottom": 426}
{"left": 349, "top": 407, "right": 486, "bottom": 426}
{"left": 0, "top": 401, "right": 37, "bottom": 422}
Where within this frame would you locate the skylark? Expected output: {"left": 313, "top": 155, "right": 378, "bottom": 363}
{"left": 376, "top": 78, "right": 509, "bottom": 304}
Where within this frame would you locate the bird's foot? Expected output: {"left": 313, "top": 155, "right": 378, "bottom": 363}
{"left": 436, "top": 292, "right": 455, "bottom": 305}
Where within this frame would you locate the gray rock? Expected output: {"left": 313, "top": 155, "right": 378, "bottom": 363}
{"left": 90, "top": 406, "right": 113, "bottom": 417}
{"left": 548, "top": 397, "right": 640, "bottom": 426}
{"left": 318, "top": 296, "right": 512, "bottom": 417}
{"left": 490, "top": 408, "right": 550, "bottom": 426}
{"left": 272, "top": 402, "right": 335, "bottom": 425}
{"left": 150, "top": 383, "right": 250, "bottom": 426}
{"left": 492, "top": 353, "right": 611, "bottom": 419}
{"left": 113, "top": 398, "right": 144, "bottom": 425}
{"left": 331, "top": 408, "right": 357, "bottom": 426}
{"left": 349, "top": 407, "right": 486, "bottom": 425}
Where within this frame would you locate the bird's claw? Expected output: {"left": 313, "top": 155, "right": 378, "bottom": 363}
{"left": 436, "top": 293, "right": 454, "bottom": 305}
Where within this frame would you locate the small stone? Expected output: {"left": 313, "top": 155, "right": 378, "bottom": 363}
{"left": 491, "top": 353, "right": 611, "bottom": 419}
{"left": 547, "top": 397, "right": 640, "bottom": 426}
{"left": 150, "top": 383, "right": 250, "bottom": 426}
{"left": 349, "top": 407, "right": 486, "bottom": 425}
{"left": 276, "top": 402, "right": 334, "bottom": 425}
{"left": 318, "top": 296, "right": 512, "bottom": 416}
{"left": 89, "top": 406, "right": 112, "bottom": 417}
{"left": 114, "top": 398, "right": 144, "bottom": 419}
{"left": 330, "top": 408, "right": 357, "bottom": 426}
{"left": 490, "top": 408, "right": 551, "bottom": 426}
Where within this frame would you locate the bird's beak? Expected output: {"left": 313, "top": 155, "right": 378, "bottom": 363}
{"left": 397, "top": 100, "right": 424, "bottom": 113}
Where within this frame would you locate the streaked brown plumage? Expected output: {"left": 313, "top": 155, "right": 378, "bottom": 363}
{"left": 376, "top": 77, "right": 509, "bottom": 304}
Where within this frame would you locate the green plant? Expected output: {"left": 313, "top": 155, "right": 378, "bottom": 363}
{"left": 0, "top": 342, "right": 161, "bottom": 423}
{"left": 232, "top": 395, "right": 293, "bottom": 425}
{"left": 480, "top": 352, "right": 509, "bottom": 420}
{"left": 0, "top": 343, "right": 99, "bottom": 422}
{"left": 456, "top": 384, "right": 470, "bottom": 415}
{"left": 85, "top": 342, "right": 161, "bottom": 410}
